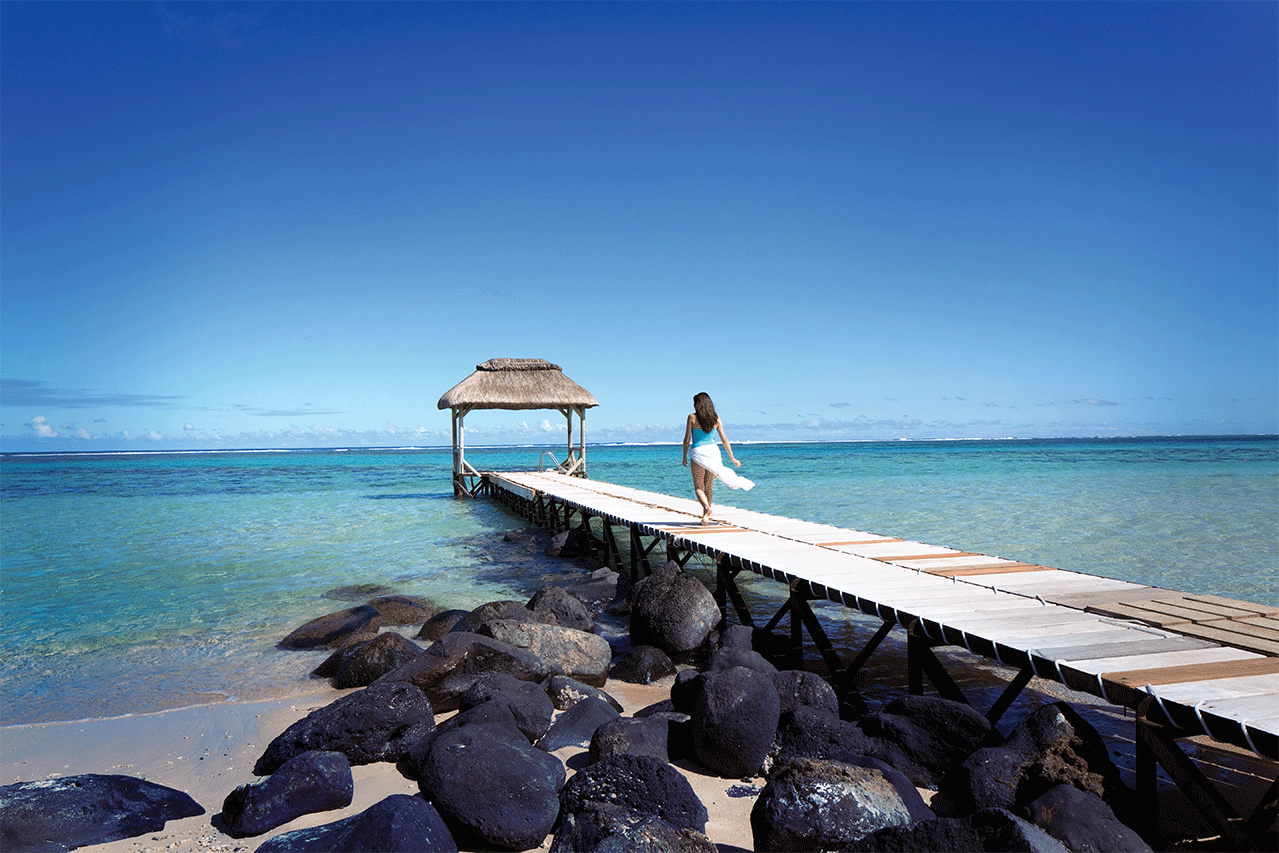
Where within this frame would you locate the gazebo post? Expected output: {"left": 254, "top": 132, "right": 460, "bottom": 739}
{"left": 450, "top": 404, "right": 476, "bottom": 497}
{"left": 565, "top": 406, "right": 573, "bottom": 473}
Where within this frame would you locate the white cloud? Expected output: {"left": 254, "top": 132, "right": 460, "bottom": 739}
{"left": 74, "top": 428, "right": 90, "bottom": 439}
{"left": 30, "top": 416, "right": 56, "bottom": 438}
{"left": 184, "top": 423, "right": 196, "bottom": 431}
{"left": 540, "top": 419, "right": 553, "bottom": 432}
{"left": 147, "top": 430, "right": 163, "bottom": 441}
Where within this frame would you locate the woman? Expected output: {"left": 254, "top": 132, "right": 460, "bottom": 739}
{"left": 682, "top": 392, "right": 754, "bottom": 524}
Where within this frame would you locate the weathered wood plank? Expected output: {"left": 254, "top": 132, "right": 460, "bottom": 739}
{"left": 1063, "top": 646, "right": 1259, "bottom": 673}
{"left": 1169, "top": 624, "right": 1279, "bottom": 656}
{"left": 1084, "top": 601, "right": 1193, "bottom": 625}
{"left": 1180, "top": 594, "right": 1279, "bottom": 617}
{"left": 927, "top": 564, "right": 1055, "bottom": 577}
{"left": 1198, "top": 618, "right": 1279, "bottom": 643}
{"left": 1148, "top": 596, "right": 1262, "bottom": 620}
{"left": 1103, "top": 657, "right": 1279, "bottom": 687}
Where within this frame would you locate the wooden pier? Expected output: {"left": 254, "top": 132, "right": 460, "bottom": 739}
{"left": 479, "top": 470, "right": 1278, "bottom": 849}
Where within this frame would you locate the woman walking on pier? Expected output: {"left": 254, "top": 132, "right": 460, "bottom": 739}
{"left": 683, "top": 392, "right": 754, "bottom": 524}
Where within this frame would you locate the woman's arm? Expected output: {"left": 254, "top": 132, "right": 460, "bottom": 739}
{"left": 716, "top": 421, "right": 742, "bottom": 467}
{"left": 682, "top": 413, "right": 694, "bottom": 466}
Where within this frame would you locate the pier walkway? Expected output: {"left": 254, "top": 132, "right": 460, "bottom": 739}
{"left": 481, "top": 470, "right": 1277, "bottom": 848}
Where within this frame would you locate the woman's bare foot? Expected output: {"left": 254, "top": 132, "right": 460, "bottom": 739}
{"left": 700, "top": 511, "right": 713, "bottom": 526}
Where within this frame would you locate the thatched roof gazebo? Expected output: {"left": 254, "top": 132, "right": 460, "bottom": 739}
{"left": 437, "top": 358, "right": 599, "bottom": 496}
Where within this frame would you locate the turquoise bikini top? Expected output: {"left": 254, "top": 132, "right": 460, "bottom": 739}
{"left": 692, "top": 426, "right": 716, "bottom": 447}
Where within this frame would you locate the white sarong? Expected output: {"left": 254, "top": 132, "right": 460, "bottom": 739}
{"left": 689, "top": 443, "right": 755, "bottom": 491}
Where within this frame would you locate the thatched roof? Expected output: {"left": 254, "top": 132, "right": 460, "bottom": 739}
{"left": 437, "top": 358, "right": 599, "bottom": 411}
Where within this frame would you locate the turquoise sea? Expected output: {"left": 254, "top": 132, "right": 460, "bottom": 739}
{"left": 1, "top": 436, "right": 1275, "bottom": 726}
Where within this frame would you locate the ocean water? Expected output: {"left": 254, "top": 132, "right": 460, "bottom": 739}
{"left": 1, "top": 436, "right": 1275, "bottom": 726}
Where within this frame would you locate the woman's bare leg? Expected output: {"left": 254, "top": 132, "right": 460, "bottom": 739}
{"left": 692, "top": 463, "right": 715, "bottom": 523}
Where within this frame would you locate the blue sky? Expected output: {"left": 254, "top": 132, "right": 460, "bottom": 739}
{"left": 2, "top": 1, "right": 1275, "bottom": 451}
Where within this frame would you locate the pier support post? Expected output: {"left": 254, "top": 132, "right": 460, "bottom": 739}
{"left": 1136, "top": 696, "right": 1258, "bottom": 850}
{"left": 629, "top": 527, "right": 662, "bottom": 582}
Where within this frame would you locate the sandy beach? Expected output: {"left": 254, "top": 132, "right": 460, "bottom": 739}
{"left": 2, "top": 675, "right": 779, "bottom": 852}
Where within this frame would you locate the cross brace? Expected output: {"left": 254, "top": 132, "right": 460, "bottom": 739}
{"left": 1136, "top": 696, "right": 1275, "bottom": 851}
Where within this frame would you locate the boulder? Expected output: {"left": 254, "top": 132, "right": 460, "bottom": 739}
{"left": 322, "top": 583, "right": 394, "bottom": 602}
{"left": 609, "top": 645, "right": 676, "bottom": 685}
{"left": 367, "top": 594, "right": 438, "bottom": 626}
{"left": 449, "top": 599, "right": 555, "bottom": 634}
{"left": 546, "top": 527, "right": 593, "bottom": 558}
{"left": 773, "top": 704, "right": 881, "bottom": 765}
{"left": 479, "top": 620, "right": 612, "bottom": 687}
{"left": 373, "top": 631, "right": 550, "bottom": 712}
{"left": 538, "top": 696, "right": 622, "bottom": 752}
{"left": 254, "top": 681, "right": 436, "bottom": 775}
{"left": 771, "top": 669, "right": 840, "bottom": 719}
{"left": 773, "top": 705, "right": 944, "bottom": 789}
{"left": 221, "top": 750, "right": 353, "bottom": 837}
{"left": 561, "top": 567, "right": 628, "bottom": 615}
{"left": 750, "top": 757, "right": 915, "bottom": 852}
{"left": 529, "top": 585, "right": 595, "bottom": 631}
{"left": 670, "top": 669, "right": 706, "bottom": 714}
{"left": 690, "top": 666, "right": 780, "bottom": 778}
{"left": 1025, "top": 784, "right": 1152, "bottom": 853}
{"left": 405, "top": 706, "right": 528, "bottom": 779}
{"left": 859, "top": 695, "right": 992, "bottom": 789}
{"left": 550, "top": 803, "right": 716, "bottom": 853}
{"left": 843, "top": 807, "right": 1071, "bottom": 853}
{"left": 0, "top": 774, "right": 204, "bottom": 853}
{"left": 255, "top": 794, "right": 457, "bottom": 853}
{"left": 432, "top": 702, "right": 527, "bottom": 746}
{"left": 629, "top": 564, "right": 719, "bottom": 659}
{"left": 329, "top": 632, "right": 423, "bottom": 689}
{"left": 706, "top": 646, "right": 777, "bottom": 677}
{"left": 311, "top": 632, "right": 379, "bottom": 679}
{"left": 836, "top": 754, "right": 936, "bottom": 825}
{"left": 416, "top": 609, "right": 468, "bottom": 641}
{"left": 558, "top": 753, "right": 708, "bottom": 834}
{"left": 545, "top": 675, "right": 624, "bottom": 713}
{"left": 588, "top": 715, "right": 671, "bottom": 764}
{"left": 418, "top": 724, "right": 565, "bottom": 851}
{"left": 279, "top": 605, "right": 382, "bottom": 649}
{"left": 718, "top": 623, "right": 755, "bottom": 651}
{"left": 938, "top": 702, "right": 1127, "bottom": 816}
{"left": 458, "top": 673, "right": 555, "bottom": 743}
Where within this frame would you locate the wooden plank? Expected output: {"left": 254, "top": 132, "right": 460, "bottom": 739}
{"left": 1168, "top": 623, "right": 1279, "bottom": 656}
{"left": 1103, "top": 657, "right": 1279, "bottom": 688}
{"left": 1200, "top": 618, "right": 1279, "bottom": 643}
{"left": 1084, "top": 601, "right": 1192, "bottom": 625}
{"left": 974, "top": 573, "right": 1147, "bottom": 593}
{"left": 1170, "top": 694, "right": 1279, "bottom": 719}
{"left": 814, "top": 538, "right": 902, "bottom": 547}
{"left": 1124, "top": 599, "right": 1241, "bottom": 623}
{"left": 885, "top": 552, "right": 984, "bottom": 563}
{"left": 1180, "top": 593, "right": 1279, "bottom": 617}
{"left": 1043, "top": 588, "right": 1163, "bottom": 609}
{"left": 1147, "top": 675, "right": 1279, "bottom": 705}
{"left": 655, "top": 525, "right": 746, "bottom": 534}
{"left": 1148, "top": 596, "right": 1262, "bottom": 620}
{"left": 1034, "top": 636, "right": 1214, "bottom": 663}
{"left": 1062, "top": 646, "right": 1260, "bottom": 673}
{"left": 927, "top": 564, "right": 1054, "bottom": 577}
{"left": 1239, "top": 615, "right": 1279, "bottom": 632}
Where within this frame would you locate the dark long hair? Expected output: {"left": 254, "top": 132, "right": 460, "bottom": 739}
{"left": 693, "top": 392, "right": 718, "bottom": 433}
